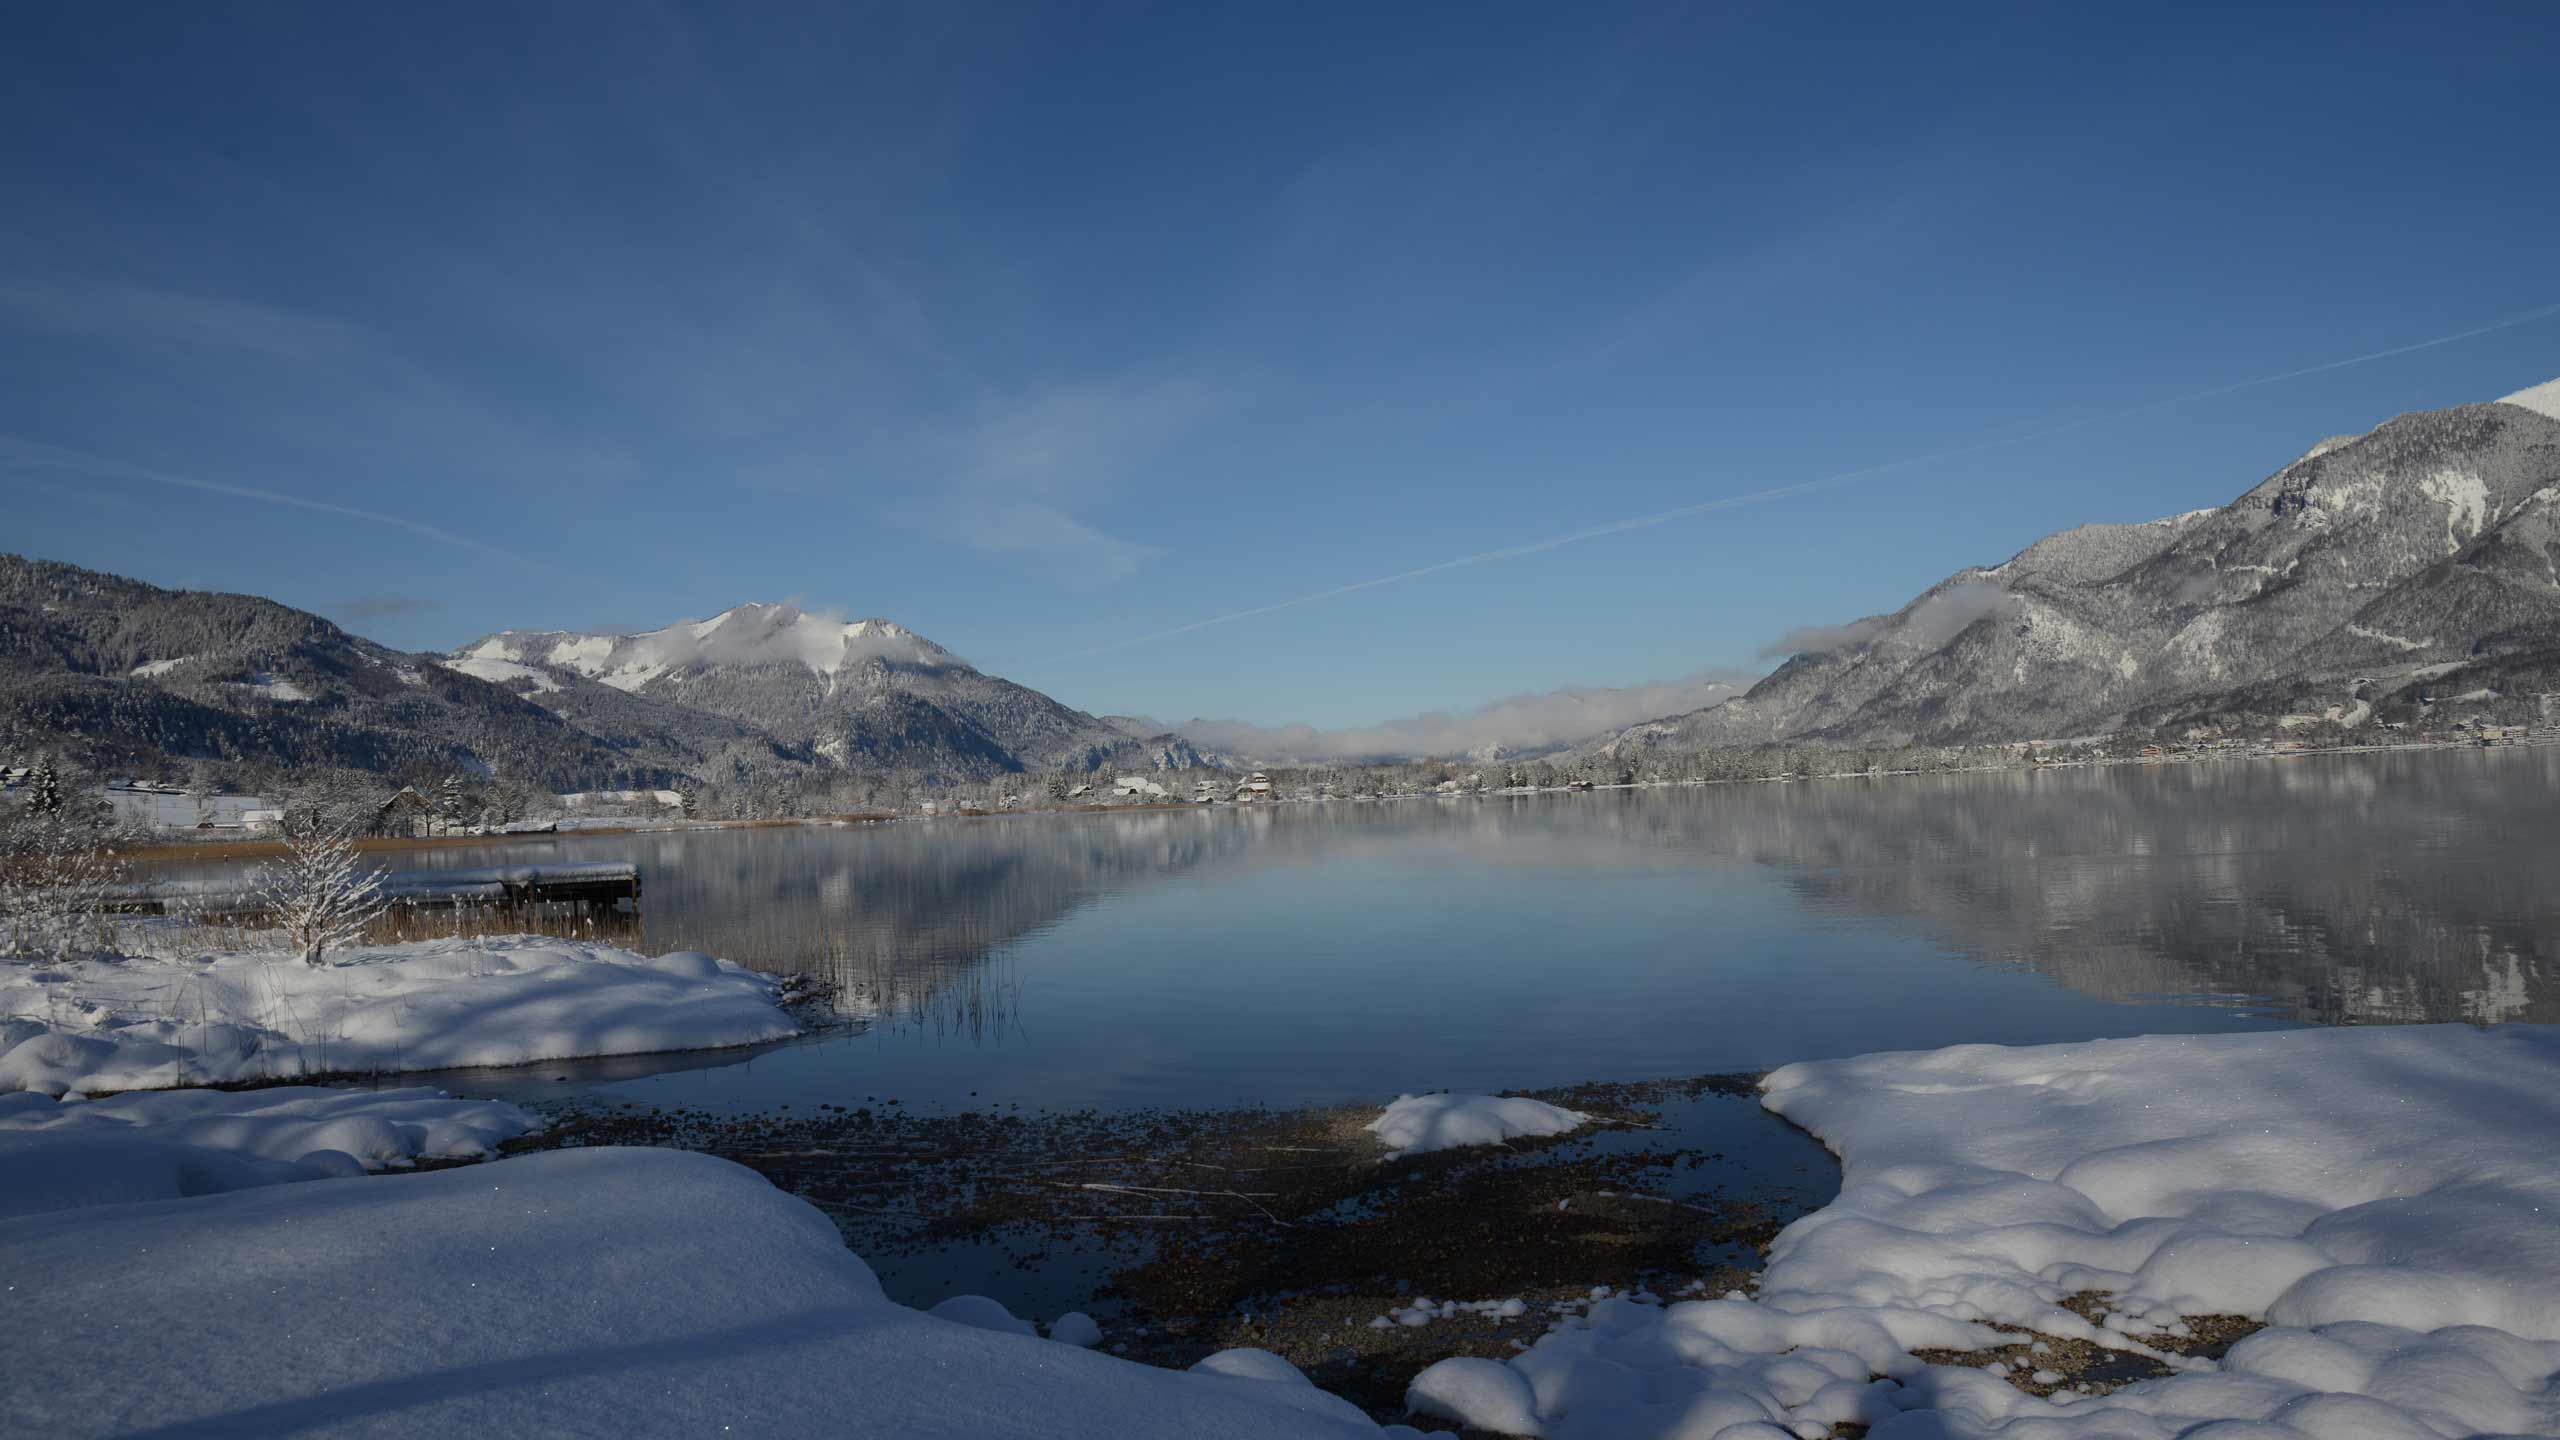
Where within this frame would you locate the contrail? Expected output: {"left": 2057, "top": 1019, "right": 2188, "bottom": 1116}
{"left": 1019, "top": 300, "right": 2560, "bottom": 668}
{"left": 0, "top": 433, "right": 549, "bottom": 571}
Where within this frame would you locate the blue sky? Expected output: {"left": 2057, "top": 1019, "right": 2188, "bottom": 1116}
{"left": 4, "top": 3, "right": 2556, "bottom": 730}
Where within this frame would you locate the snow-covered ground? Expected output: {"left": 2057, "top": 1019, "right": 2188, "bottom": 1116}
{"left": 1369, "top": 1092, "right": 1589, "bottom": 1157}
{"left": 4, "top": 1146, "right": 1416, "bottom": 1439}
{"left": 8, "top": 1024, "right": 2557, "bottom": 1437}
{"left": 0, "top": 937, "right": 798, "bottom": 1094}
{"left": 1413, "top": 1024, "right": 2560, "bottom": 1437}
{"left": 0, "top": 1084, "right": 540, "bottom": 1218}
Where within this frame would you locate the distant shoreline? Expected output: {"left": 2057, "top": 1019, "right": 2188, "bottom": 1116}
{"left": 114, "top": 732, "right": 2552, "bottom": 864}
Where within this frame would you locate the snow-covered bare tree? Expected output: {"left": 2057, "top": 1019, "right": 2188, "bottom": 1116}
{"left": 0, "top": 805, "right": 124, "bottom": 963}
{"left": 259, "top": 817, "right": 389, "bottom": 968}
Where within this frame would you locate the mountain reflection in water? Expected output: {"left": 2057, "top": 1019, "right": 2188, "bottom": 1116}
{"left": 158, "top": 747, "right": 2559, "bottom": 1109}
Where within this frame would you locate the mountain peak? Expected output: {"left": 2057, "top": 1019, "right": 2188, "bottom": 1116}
{"left": 458, "top": 607, "right": 965, "bottom": 690}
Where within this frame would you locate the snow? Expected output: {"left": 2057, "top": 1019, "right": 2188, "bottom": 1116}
{"left": 1368, "top": 1093, "right": 1589, "bottom": 1158}
{"left": 2418, "top": 467, "right": 2491, "bottom": 552}
{"left": 1191, "top": 1348, "right": 1322, "bottom": 1385}
{"left": 233, "top": 672, "right": 313, "bottom": 702}
{"left": 1051, "top": 1311, "right": 1105, "bottom": 1348}
{"left": 15, "top": 1027, "right": 2560, "bottom": 1437}
{"left": 0, "top": 938, "right": 798, "bottom": 1095}
{"left": 0, "top": 1085, "right": 539, "bottom": 1217}
{"left": 1407, "top": 1356, "right": 1544, "bottom": 1435}
{"left": 2497, "top": 375, "right": 2560, "bottom": 421}
{"left": 129, "top": 656, "right": 190, "bottom": 677}
{"left": 1, "top": 1147, "right": 1387, "bottom": 1439}
{"left": 2346, "top": 622, "right": 2429, "bottom": 652}
{"left": 1411, "top": 1025, "right": 2560, "bottom": 1438}
{"left": 467, "top": 607, "right": 958, "bottom": 693}
{"left": 1381, "top": 1296, "right": 1532, "bottom": 1328}
{"left": 2294, "top": 432, "right": 2367, "bottom": 465}
{"left": 448, "top": 654, "right": 562, "bottom": 693}
{"left": 932, "top": 1293, "right": 1039, "bottom": 1336}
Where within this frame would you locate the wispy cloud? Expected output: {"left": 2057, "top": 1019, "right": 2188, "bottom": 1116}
{"left": 909, "top": 375, "right": 1228, "bottom": 584}
{"left": 1021, "top": 299, "right": 2560, "bottom": 667}
{"left": 0, "top": 434, "right": 550, "bottom": 571}
{"left": 1148, "top": 669, "right": 1760, "bottom": 763}
{"left": 909, "top": 497, "right": 1160, "bottom": 585}
{"left": 0, "top": 275, "right": 371, "bottom": 361}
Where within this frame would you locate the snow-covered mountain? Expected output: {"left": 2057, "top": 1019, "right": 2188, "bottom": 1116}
{"left": 457, "top": 606, "right": 958, "bottom": 695}
{"left": 456, "top": 605, "right": 1196, "bottom": 783}
{"left": 1588, "top": 376, "right": 2560, "bottom": 756}
{"left": 0, "top": 555, "right": 686, "bottom": 790}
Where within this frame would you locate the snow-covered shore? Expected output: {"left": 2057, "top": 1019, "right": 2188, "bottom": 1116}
{"left": 5, "top": 1147, "right": 1404, "bottom": 1439}
{"left": 1414, "top": 1024, "right": 2560, "bottom": 1437}
{"left": 0, "top": 1085, "right": 541, "bottom": 1218}
{"left": 0, "top": 936, "right": 799, "bottom": 1095}
{"left": 7, "top": 1024, "right": 2558, "bottom": 1436}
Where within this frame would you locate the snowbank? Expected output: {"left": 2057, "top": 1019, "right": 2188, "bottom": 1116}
{"left": 0, "top": 937, "right": 798, "bottom": 1094}
{"left": 2, "top": 1147, "right": 1405, "bottom": 1439}
{"left": 0, "top": 1085, "right": 539, "bottom": 1218}
{"left": 1369, "top": 1093, "right": 1588, "bottom": 1158}
{"left": 1408, "top": 1025, "right": 2560, "bottom": 1437}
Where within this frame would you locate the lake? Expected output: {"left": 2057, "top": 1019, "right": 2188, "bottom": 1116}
{"left": 150, "top": 747, "right": 2560, "bottom": 1115}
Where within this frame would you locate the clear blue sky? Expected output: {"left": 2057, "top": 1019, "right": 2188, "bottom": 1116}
{"left": 5, "top": 3, "right": 2556, "bottom": 729}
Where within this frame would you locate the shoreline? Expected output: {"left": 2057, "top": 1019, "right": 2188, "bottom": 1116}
{"left": 113, "top": 732, "right": 2557, "bottom": 864}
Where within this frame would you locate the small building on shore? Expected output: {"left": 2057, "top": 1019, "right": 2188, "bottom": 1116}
{"left": 1232, "top": 771, "right": 1274, "bottom": 802}
{"left": 98, "top": 782, "right": 284, "bottom": 832}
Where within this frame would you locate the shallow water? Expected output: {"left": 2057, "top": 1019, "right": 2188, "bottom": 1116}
{"left": 160, "top": 746, "right": 2560, "bottom": 1114}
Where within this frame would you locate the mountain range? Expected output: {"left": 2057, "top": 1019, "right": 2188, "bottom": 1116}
{"left": 7, "top": 374, "right": 2556, "bottom": 795}
{"left": 1584, "top": 376, "right": 2560, "bottom": 758}
{"left": 0, "top": 569, "right": 1205, "bottom": 792}
{"left": 453, "top": 606, "right": 1207, "bottom": 783}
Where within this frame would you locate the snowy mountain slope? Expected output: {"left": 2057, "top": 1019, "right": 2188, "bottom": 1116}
{"left": 459, "top": 605, "right": 1203, "bottom": 783}
{"left": 0, "top": 555, "right": 670, "bottom": 789}
{"left": 1591, "top": 377, "right": 2560, "bottom": 753}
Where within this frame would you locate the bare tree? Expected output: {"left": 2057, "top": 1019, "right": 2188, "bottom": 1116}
{"left": 0, "top": 806, "right": 125, "bottom": 962}
{"left": 259, "top": 818, "right": 389, "bottom": 968}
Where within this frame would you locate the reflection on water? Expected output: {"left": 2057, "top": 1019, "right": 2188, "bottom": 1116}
{"left": 149, "top": 748, "right": 2560, "bottom": 1110}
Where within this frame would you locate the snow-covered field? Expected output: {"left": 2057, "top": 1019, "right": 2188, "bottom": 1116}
{"left": 1414, "top": 1024, "right": 2560, "bottom": 1437}
{"left": 6, "top": 1024, "right": 2557, "bottom": 1437}
{"left": 0, "top": 937, "right": 799, "bottom": 1094}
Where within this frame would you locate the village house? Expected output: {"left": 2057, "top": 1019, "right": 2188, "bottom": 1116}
{"left": 377, "top": 786, "right": 438, "bottom": 837}
{"left": 1232, "top": 771, "right": 1274, "bottom": 802}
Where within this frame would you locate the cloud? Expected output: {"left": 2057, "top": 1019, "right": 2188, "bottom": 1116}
{"left": 0, "top": 433, "right": 551, "bottom": 571}
{"left": 337, "top": 592, "right": 440, "bottom": 623}
{"left": 1761, "top": 579, "right": 2010, "bottom": 660}
{"left": 0, "top": 275, "right": 370, "bottom": 362}
{"left": 1152, "top": 669, "right": 1761, "bottom": 763}
{"left": 902, "top": 376, "right": 1228, "bottom": 585}
{"left": 1759, "top": 616, "right": 1885, "bottom": 659}
{"left": 967, "top": 377, "right": 1227, "bottom": 496}
{"left": 1023, "top": 299, "right": 2560, "bottom": 667}
{"left": 911, "top": 497, "right": 1160, "bottom": 586}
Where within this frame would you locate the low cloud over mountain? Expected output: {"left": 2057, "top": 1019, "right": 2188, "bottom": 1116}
{"left": 1151, "top": 670, "right": 1760, "bottom": 764}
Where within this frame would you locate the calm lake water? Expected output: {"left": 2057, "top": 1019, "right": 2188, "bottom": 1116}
{"left": 160, "top": 747, "right": 2560, "bottom": 1115}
